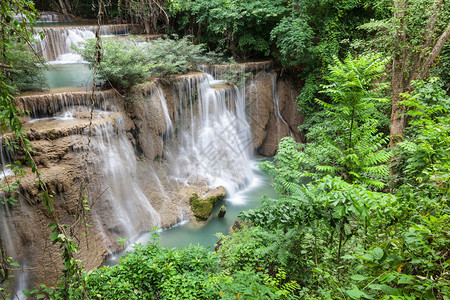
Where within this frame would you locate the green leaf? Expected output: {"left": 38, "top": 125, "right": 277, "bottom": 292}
{"left": 345, "top": 288, "right": 367, "bottom": 299}
{"left": 380, "top": 284, "right": 401, "bottom": 296}
{"left": 351, "top": 274, "right": 369, "bottom": 281}
{"left": 372, "top": 247, "right": 384, "bottom": 260}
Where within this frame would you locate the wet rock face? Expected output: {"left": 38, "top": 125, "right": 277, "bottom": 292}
{"left": 246, "top": 72, "right": 304, "bottom": 156}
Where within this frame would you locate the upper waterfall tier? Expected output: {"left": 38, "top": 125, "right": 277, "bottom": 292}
{"left": 16, "top": 90, "right": 119, "bottom": 119}
{"left": 14, "top": 11, "right": 72, "bottom": 23}
{"left": 37, "top": 12, "right": 72, "bottom": 23}
{"left": 34, "top": 24, "right": 130, "bottom": 62}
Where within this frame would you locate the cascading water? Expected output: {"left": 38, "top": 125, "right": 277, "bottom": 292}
{"left": 13, "top": 12, "right": 72, "bottom": 23}
{"left": 34, "top": 25, "right": 130, "bottom": 62}
{"left": 0, "top": 186, "right": 39, "bottom": 300}
{"left": 167, "top": 73, "right": 255, "bottom": 200}
{"left": 17, "top": 90, "right": 118, "bottom": 119}
{"left": 37, "top": 12, "right": 72, "bottom": 23}
{"left": 82, "top": 117, "right": 161, "bottom": 247}
{"left": 0, "top": 140, "right": 13, "bottom": 180}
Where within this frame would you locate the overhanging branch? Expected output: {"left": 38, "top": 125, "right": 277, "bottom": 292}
{"left": 419, "top": 23, "right": 450, "bottom": 79}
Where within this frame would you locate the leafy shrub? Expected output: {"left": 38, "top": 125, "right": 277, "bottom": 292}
{"left": 80, "top": 232, "right": 219, "bottom": 299}
{"left": 76, "top": 39, "right": 154, "bottom": 91}
{"left": 4, "top": 42, "right": 47, "bottom": 94}
{"left": 395, "top": 78, "right": 450, "bottom": 195}
{"left": 270, "top": 15, "right": 313, "bottom": 66}
{"left": 145, "top": 35, "right": 216, "bottom": 77}
{"left": 262, "top": 54, "right": 392, "bottom": 190}
{"left": 75, "top": 36, "right": 215, "bottom": 91}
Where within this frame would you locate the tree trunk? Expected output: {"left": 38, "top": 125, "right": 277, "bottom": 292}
{"left": 143, "top": 20, "right": 151, "bottom": 34}
{"left": 389, "top": 0, "right": 408, "bottom": 147}
{"left": 57, "top": 0, "right": 68, "bottom": 15}
{"left": 389, "top": 0, "right": 450, "bottom": 148}
{"left": 389, "top": 58, "right": 407, "bottom": 147}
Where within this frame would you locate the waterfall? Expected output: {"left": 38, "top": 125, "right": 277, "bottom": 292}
{"left": 0, "top": 140, "right": 13, "bottom": 180}
{"left": 16, "top": 90, "right": 119, "bottom": 119}
{"left": 83, "top": 118, "right": 161, "bottom": 245}
{"left": 0, "top": 61, "right": 289, "bottom": 290}
{"left": 37, "top": 12, "right": 72, "bottom": 23}
{"left": 13, "top": 12, "right": 72, "bottom": 23}
{"left": 34, "top": 25, "right": 130, "bottom": 62}
{"left": 167, "top": 74, "right": 255, "bottom": 198}
{"left": 0, "top": 194, "right": 35, "bottom": 300}
{"left": 155, "top": 87, "right": 173, "bottom": 137}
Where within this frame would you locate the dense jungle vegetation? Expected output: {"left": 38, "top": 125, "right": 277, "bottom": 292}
{"left": 1, "top": 0, "right": 450, "bottom": 299}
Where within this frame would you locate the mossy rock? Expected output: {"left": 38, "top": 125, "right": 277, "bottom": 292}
{"left": 189, "top": 187, "right": 226, "bottom": 221}
{"left": 217, "top": 205, "right": 226, "bottom": 218}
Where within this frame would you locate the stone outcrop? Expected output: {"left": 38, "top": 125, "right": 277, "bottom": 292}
{"left": 189, "top": 186, "right": 227, "bottom": 221}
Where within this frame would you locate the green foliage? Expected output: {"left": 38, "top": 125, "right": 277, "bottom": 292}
{"left": 187, "top": 0, "right": 290, "bottom": 58}
{"left": 4, "top": 42, "right": 47, "bottom": 94}
{"left": 76, "top": 36, "right": 215, "bottom": 91}
{"left": 270, "top": 15, "right": 313, "bottom": 67}
{"left": 431, "top": 42, "right": 450, "bottom": 87}
{"left": 395, "top": 78, "right": 450, "bottom": 196}
{"left": 277, "top": 0, "right": 378, "bottom": 118}
{"left": 0, "top": 1, "right": 47, "bottom": 96}
{"left": 76, "top": 39, "right": 153, "bottom": 91}
{"left": 210, "top": 268, "right": 300, "bottom": 300}
{"left": 242, "top": 58, "right": 449, "bottom": 300}
{"left": 262, "top": 54, "right": 392, "bottom": 191}
{"left": 69, "top": 231, "right": 219, "bottom": 299}
{"left": 358, "top": 0, "right": 450, "bottom": 60}
{"left": 144, "top": 35, "right": 216, "bottom": 77}
{"left": 218, "top": 63, "right": 250, "bottom": 88}
{"left": 216, "top": 225, "right": 280, "bottom": 272}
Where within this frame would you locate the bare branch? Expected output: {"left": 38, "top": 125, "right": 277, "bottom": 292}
{"left": 419, "top": 23, "right": 450, "bottom": 79}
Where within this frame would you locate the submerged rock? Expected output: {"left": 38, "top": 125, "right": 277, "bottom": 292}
{"left": 189, "top": 186, "right": 226, "bottom": 221}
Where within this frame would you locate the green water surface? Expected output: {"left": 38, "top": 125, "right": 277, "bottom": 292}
{"left": 43, "top": 63, "right": 94, "bottom": 89}
{"left": 158, "top": 163, "right": 278, "bottom": 249}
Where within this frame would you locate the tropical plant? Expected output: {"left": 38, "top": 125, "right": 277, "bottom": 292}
{"left": 262, "top": 54, "right": 392, "bottom": 190}
{"left": 395, "top": 78, "right": 450, "bottom": 196}
{"left": 4, "top": 42, "right": 47, "bottom": 93}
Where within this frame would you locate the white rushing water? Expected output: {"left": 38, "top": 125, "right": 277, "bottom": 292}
{"left": 34, "top": 25, "right": 130, "bottom": 63}
{"left": 0, "top": 140, "right": 13, "bottom": 181}
{"left": 86, "top": 118, "right": 161, "bottom": 245}
{"left": 167, "top": 73, "right": 255, "bottom": 199}
{"left": 14, "top": 12, "right": 72, "bottom": 23}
